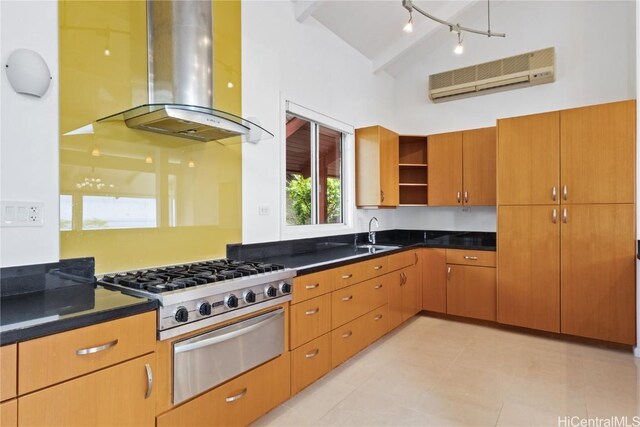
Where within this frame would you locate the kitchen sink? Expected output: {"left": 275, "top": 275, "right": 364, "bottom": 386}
{"left": 355, "top": 244, "right": 401, "bottom": 253}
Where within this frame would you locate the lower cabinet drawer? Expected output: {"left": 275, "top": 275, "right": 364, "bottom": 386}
{"left": 0, "top": 399, "right": 17, "bottom": 427}
{"left": 364, "top": 304, "right": 389, "bottom": 345}
{"left": 157, "top": 352, "right": 291, "bottom": 427}
{"left": 331, "top": 318, "right": 367, "bottom": 369}
{"left": 331, "top": 276, "right": 387, "bottom": 329}
{"left": 291, "top": 333, "right": 331, "bottom": 395}
{"left": 446, "top": 249, "right": 496, "bottom": 267}
{"left": 18, "top": 354, "right": 155, "bottom": 427}
{"left": 447, "top": 265, "right": 496, "bottom": 321}
{"left": 290, "top": 294, "right": 332, "bottom": 349}
{"left": 388, "top": 250, "right": 416, "bottom": 272}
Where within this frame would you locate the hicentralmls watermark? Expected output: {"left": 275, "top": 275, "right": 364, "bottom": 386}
{"left": 558, "top": 416, "right": 640, "bottom": 427}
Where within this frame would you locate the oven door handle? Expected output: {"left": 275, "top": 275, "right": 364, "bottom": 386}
{"left": 174, "top": 309, "right": 282, "bottom": 354}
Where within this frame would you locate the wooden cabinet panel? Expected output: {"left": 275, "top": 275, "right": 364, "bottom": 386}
{"left": 497, "top": 205, "right": 560, "bottom": 332}
{"left": 18, "top": 311, "right": 156, "bottom": 394}
{"left": 359, "top": 256, "right": 388, "bottom": 281}
{"left": 355, "top": 126, "right": 398, "bottom": 207}
{"left": 157, "top": 353, "right": 290, "bottom": 427}
{"left": 402, "top": 260, "right": 422, "bottom": 322}
{"left": 332, "top": 276, "right": 388, "bottom": 330}
{"left": 447, "top": 265, "right": 496, "bottom": 321}
{"left": 428, "top": 131, "right": 463, "bottom": 206}
{"left": 497, "top": 111, "right": 560, "bottom": 205}
{"left": 18, "top": 354, "right": 155, "bottom": 427}
{"left": 331, "top": 317, "right": 367, "bottom": 368}
{"left": 387, "top": 270, "right": 403, "bottom": 331}
{"left": 331, "top": 262, "right": 364, "bottom": 290}
{"left": 292, "top": 269, "right": 332, "bottom": 304}
{"left": 446, "top": 249, "right": 496, "bottom": 267}
{"left": 422, "top": 248, "right": 446, "bottom": 313}
{"left": 561, "top": 204, "right": 636, "bottom": 344}
{"left": 291, "top": 333, "right": 331, "bottom": 395}
{"left": 462, "top": 127, "right": 496, "bottom": 206}
{"left": 364, "top": 305, "right": 389, "bottom": 345}
{"left": 388, "top": 250, "right": 417, "bottom": 272}
{"left": 0, "top": 345, "right": 16, "bottom": 402}
{"left": 0, "top": 400, "right": 17, "bottom": 427}
{"left": 560, "top": 100, "right": 635, "bottom": 204}
{"left": 290, "top": 294, "right": 332, "bottom": 349}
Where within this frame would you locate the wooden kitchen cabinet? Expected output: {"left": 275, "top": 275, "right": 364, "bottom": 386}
{"left": 497, "top": 205, "right": 560, "bottom": 332}
{"left": 18, "top": 311, "right": 156, "bottom": 394}
{"left": 398, "top": 135, "right": 428, "bottom": 206}
{"left": 0, "top": 344, "right": 16, "bottom": 402}
{"left": 428, "top": 127, "right": 496, "bottom": 206}
{"left": 560, "top": 204, "right": 636, "bottom": 344}
{"left": 497, "top": 111, "right": 560, "bottom": 205}
{"left": 560, "top": 100, "right": 635, "bottom": 204}
{"left": 388, "top": 250, "right": 421, "bottom": 329}
{"left": 18, "top": 354, "right": 155, "bottom": 427}
{"left": 331, "top": 276, "right": 388, "bottom": 329}
{"left": 291, "top": 333, "right": 331, "bottom": 395}
{"left": 157, "top": 353, "right": 290, "bottom": 427}
{"left": 0, "top": 400, "right": 17, "bottom": 427}
{"left": 422, "top": 248, "right": 446, "bottom": 313}
{"left": 290, "top": 293, "right": 332, "bottom": 349}
{"left": 355, "top": 126, "right": 399, "bottom": 207}
{"left": 292, "top": 269, "right": 332, "bottom": 304}
{"left": 446, "top": 264, "right": 496, "bottom": 321}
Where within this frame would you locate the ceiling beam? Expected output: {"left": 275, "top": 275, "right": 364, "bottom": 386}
{"left": 371, "top": 1, "right": 488, "bottom": 74}
{"left": 293, "top": 0, "right": 324, "bottom": 23}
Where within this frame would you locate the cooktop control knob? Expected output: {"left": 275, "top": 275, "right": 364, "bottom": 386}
{"left": 174, "top": 306, "right": 189, "bottom": 323}
{"left": 243, "top": 290, "right": 256, "bottom": 304}
{"left": 278, "top": 282, "right": 292, "bottom": 294}
{"left": 225, "top": 294, "right": 239, "bottom": 308}
{"left": 198, "top": 302, "right": 212, "bottom": 316}
{"left": 264, "top": 285, "right": 277, "bottom": 298}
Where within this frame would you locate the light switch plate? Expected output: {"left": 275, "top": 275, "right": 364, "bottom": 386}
{"left": 1, "top": 201, "right": 44, "bottom": 227}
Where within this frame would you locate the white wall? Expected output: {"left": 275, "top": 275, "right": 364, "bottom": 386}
{"left": 390, "top": 0, "right": 636, "bottom": 232}
{"left": 241, "top": 0, "right": 398, "bottom": 244}
{"left": 0, "top": 1, "right": 59, "bottom": 267}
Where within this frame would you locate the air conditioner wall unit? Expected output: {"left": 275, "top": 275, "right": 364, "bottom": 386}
{"left": 428, "top": 47, "right": 555, "bottom": 103}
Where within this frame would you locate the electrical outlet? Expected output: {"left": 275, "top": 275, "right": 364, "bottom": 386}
{"left": 258, "top": 205, "right": 270, "bottom": 216}
{"left": 1, "top": 201, "right": 44, "bottom": 227}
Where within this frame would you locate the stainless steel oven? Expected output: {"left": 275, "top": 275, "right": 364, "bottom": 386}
{"left": 172, "top": 308, "right": 284, "bottom": 405}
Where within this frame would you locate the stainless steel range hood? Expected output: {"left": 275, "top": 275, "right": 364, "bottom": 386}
{"left": 67, "top": 0, "right": 272, "bottom": 144}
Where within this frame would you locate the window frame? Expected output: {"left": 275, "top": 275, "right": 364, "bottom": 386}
{"left": 280, "top": 100, "right": 355, "bottom": 240}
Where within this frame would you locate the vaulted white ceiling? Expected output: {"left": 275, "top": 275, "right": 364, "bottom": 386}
{"left": 291, "top": 0, "right": 476, "bottom": 74}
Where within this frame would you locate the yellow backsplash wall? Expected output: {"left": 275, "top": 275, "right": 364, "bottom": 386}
{"left": 59, "top": 1, "right": 242, "bottom": 274}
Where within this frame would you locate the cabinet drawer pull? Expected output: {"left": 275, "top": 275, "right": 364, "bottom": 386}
{"left": 144, "top": 363, "right": 153, "bottom": 399}
{"left": 464, "top": 191, "right": 469, "bottom": 203}
{"left": 562, "top": 208, "right": 568, "bottom": 223}
{"left": 341, "top": 274, "right": 353, "bottom": 280}
{"left": 552, "top": 186, "right": 557, "bottom": 201}
{"left": 381, "top": 191, "right": 385, "bottom": 202}
{"left": 456, "top": 191, "right": 461, "bottom": 203}
{"left": 341, "top": 331, "right": 353, "bottom": 339}
{"left": 76, "top": 339, "right": 118, "bottom": 356}
{"left": 374, "top": 284, "right": 383, "bottom": 289}
{"left": 373, "top": 265, "right": 383, "bottom": 270}
{"left": 305, "top": 349, "right": 320, "bottom": 358}
{"left": 225, "top": 388, "right": 248, "bottom": 403}
{"left": 463, "top": 256, "right": 478, "bottom": 260}
{"left": 341, "top": 295, "right": 353, "bottom": 301}
{"left": 305, "top": 308, "right": 319, "bottom": 315}
{"left": 563, "top": 185, "right": 568, "bottom": 200}
{"left": 374, "top": 314, "right": 383, "bottom": 321}
{"left": 447, "top": 267, "right": 452, "bottom": 281}
{"left": 552, "top": 208, "right": 557, "bottom": 224}
{"left": 305, "top": 283, "right": 320, "bottom": 289}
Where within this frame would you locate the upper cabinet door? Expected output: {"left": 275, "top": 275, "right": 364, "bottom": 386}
{"left": 355, "top": 126, "right": 398, "bottom": 207}
{"left": 379, "top": 126, "right": 399, "bottom": 207}
{"left": 497, "top": 112, "right": 560, "bottom": 205}
{"left": 462, "top": 127, "right": 496, "bottom": 206}
{"left": 428, "top": 131, "right": 463, "bottom": 206}
{"left": 560, "top": 100, "right": 635, "bottom": 204}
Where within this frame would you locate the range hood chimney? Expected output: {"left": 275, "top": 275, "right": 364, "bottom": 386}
{"left": 67, "top": 0, "right": 272, "bottom": 144}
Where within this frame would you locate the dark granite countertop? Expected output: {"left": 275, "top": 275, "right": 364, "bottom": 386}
{"left": 228, "top": 229, "right": 496, "bottom": 275}
{"left": 0, "top": 258, "right": 157, "bottom": 346}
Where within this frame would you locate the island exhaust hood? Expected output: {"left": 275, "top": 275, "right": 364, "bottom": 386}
{"left": 67, "top": 0, "right": 272, "bottom": 144}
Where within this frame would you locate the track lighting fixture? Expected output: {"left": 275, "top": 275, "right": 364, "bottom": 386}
{"left": 401, "top": 0, "right": 505, "bottom": 54}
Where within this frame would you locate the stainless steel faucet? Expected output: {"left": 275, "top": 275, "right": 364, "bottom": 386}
{"left": 368, "top": 217, "right": 379, "bottom": 244}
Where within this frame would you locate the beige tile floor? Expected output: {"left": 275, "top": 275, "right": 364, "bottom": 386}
{"left": 253, "top": 315, "right": 640, "bottom": 427}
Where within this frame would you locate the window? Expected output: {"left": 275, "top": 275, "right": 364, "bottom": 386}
{"left": 285, "top": 113, "right": 344, "bottom": 226}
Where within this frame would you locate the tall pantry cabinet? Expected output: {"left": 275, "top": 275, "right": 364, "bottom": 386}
{"left": 497, "top": 100, "right": 636, "bottom": 345}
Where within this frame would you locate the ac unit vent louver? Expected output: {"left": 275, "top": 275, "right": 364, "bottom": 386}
{"left": 428, "top": 47, "right": 555, "bottom": 103}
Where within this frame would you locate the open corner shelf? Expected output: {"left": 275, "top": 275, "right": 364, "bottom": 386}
{"left": 398, "top": 134, "right": 428, "bottom": 205}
